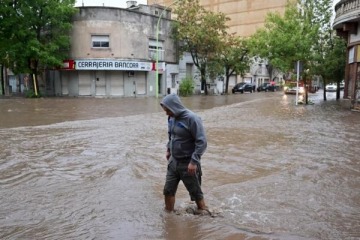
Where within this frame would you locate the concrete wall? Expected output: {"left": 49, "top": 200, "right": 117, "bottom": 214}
{"left": 55, "top": 5, "right": 177, "bottom": 97}
{"left": 70, "top": 6, "right": 177, "bottom": 63}
{"left": 147, "top": 0, "right": 287, "bottom": 37}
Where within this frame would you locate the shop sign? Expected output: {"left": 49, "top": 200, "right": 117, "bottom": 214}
{"left": 151, "top": 62, "right": 166, "bottom": 72}
{"left": 75, "top": 59, "right": 152, "bottom": 71}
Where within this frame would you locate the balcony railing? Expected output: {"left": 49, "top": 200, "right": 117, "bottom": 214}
{"left": 333, "top": 0, "right": 360, "bottom": 29}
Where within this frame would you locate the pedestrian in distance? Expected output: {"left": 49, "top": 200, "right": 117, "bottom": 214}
{"left": 160, "top": 93, "right": 208, "bottom": 214}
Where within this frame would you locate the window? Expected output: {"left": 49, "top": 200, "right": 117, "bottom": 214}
{"left": 171, "top": 73, "right": 177, "bottom": 88}
{"left": 148, "top": 45, "right": 161, "bottom": 50}
{"left": 92, "top": 35, "right": 109, "bottom": 48}
{"left": 149, "top": 39, "right": 164, "bottom": 60}
{"left": 186, "top": 63, "right": 193, "bottom": 78}
{"left": 349, "top": 46, "right": 355, "bottom": 64}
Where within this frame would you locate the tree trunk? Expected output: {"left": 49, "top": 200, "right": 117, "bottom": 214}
{"left": 336, "top": 82, "right": 340, "bottom": 100}
{"left": 29, "top": 59, "right": 40, "bottom": 97}
{"left": 1, "top": 65, "right": 5, "bottom": 95}
{"left": 225, "top": 67, "right": 230, "bottom": 94}
{"left": 305, "top": 79, "right": 309, "bottom": 104}
{"left": 4, "top": 67, "right": 9, "bottom": 96}
{"left": 32, "top": 73, "right": 39, "bottom": 97}
{"left": 323, "top": 79, "right": 327, "bottom": 101}
{"left": 200, "top": 67, "right": 207, "bottom": 95}
{"left": 225, "top": 75, "right": 230, "bottom": 94}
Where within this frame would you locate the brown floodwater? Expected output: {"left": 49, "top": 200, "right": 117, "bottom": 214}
{"left": 0, "top": 91, "right": 359, "bottom": 240}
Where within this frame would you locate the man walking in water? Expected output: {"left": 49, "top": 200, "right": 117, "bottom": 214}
{"left": 160, "top": 93, "right": 208, "bottom": 213}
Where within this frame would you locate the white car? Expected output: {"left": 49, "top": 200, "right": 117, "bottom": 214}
{"left": 284, "top": 86, "right": 305, "bottom": 95}
{"left": 326, "top": 84, "right": 337, "bottom": 92}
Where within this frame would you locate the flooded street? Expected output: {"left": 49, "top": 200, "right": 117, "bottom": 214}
{"left": 0, "top": 91, "right": 359, "bottom": 240}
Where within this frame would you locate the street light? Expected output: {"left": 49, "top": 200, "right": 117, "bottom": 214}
{"left": 155, "top": 0, "right": 182, "bottom": 98}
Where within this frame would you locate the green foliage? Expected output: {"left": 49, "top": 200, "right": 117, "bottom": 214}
{"left": 25, "top": 89, "right": 42, "bottom": 98}
{"left": 171, "top": 0, "right": 251, "bottom": 95}
{"left": 172, "top": 0, "right": 229, "bottom": 94}
{"left": 248, "top": 0, "right": 316, "bottom": 72}
{"left": 179, "top": 77, "right": 195, "bottom": 97}
{"left": 0, "top": 0, "right": 77, "bottom": 75}
{"left": 220, "top": 34, "right": 250, "bottom": 93}
{"left": 247, "top": 0, "right": 346, "bottom": 102}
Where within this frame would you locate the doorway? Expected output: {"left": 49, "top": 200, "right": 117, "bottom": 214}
{"left": 95, "top": 71, "right": 106, "bottom": 96}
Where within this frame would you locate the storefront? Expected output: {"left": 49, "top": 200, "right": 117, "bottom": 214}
{"left": 60, "top": 59, "right": 158, "bottom": 97}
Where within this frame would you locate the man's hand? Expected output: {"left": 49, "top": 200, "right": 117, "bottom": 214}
{"left": 166, "top": 151, "right": 171, "bottom": 160}
{"left": 187, "top": 162, "right": 197, "bottom": 175}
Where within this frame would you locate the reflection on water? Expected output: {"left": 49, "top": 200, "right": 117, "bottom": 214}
{"left": 0, "top": 91, "right": 359, "bottom": 240}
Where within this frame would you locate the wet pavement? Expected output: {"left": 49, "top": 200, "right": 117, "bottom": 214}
{"left": 0, "top": 90, "right": 359, "bottom": 240}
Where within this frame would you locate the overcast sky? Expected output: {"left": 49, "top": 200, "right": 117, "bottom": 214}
{"left": 75, "top": 0, "right": 147, "bottom": 8}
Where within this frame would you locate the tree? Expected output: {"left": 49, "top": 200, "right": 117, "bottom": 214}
{"left": 220, "top": 34, "right": 250, "bottom": 94}
{"left": 0, "top": 0, "right": 77, "bottom": 96}
{"left": 248, "top": 0, "right": 346, "bottom": 104}
{"left": 248, "top": 1, "right": 312, "bottom": 73}
{"left": 0, "top": 0, "right": 19, "bottom": 95}
{"left": 172, "top": 0, "right": 228, "bottom": 95}
{"left": 249, "top": 1, "right": 316, "bottom": 104}
{"left": 310, "top": 0, "right": 346, "bottom": 101}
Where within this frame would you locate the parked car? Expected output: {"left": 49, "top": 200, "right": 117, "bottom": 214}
{"left": 325, "top": 84, "right": 337, "bottom": 92}
{"left": 284, "top": 86, "right": 305, "bottom": 95}
{"left": 257, "top": 83, "right": 277, "bottom": 92}
{"left": 232, "top": 82, "right": 253, "bottom": 94}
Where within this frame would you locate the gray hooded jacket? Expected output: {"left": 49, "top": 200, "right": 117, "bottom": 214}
{"left": 160, "top": 94, "right": 207, "bottom": 165}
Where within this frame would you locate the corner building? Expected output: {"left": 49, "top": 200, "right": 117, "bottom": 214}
{"left": 59, "top": 4, "right": 177, "bottom": 97}
{"left": 333, "top": 0, "right": 360, "bottom": 102}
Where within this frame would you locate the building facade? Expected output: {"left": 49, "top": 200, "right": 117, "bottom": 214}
{"left": 148, "top": 0, "right": 287, "bottom": 37}
{"left": 333, "top": 0, "right": 360, "bottom": 103}
{"left": 4, "top": 1, "right": 289, "bottom": 97}
{"left": 147, "top": 0, "right": 287, "bottom": 91}
{"left": 56, "top": 2, "right": 177, "bottom": 97}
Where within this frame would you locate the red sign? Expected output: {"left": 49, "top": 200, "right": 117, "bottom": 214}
{"left": 62, "top": 60, "right": 75, "bottom": 70}
{"left": 151, "top": 61, "right": 165, "bottom": 72}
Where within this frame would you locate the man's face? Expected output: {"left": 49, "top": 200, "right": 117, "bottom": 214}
{"left": 162, "top": 106, "right": 174, "bottom": 117}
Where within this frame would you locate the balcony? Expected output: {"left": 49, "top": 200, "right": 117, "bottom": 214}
{"left": 333, "top": 0, "right": 360, "bottom": 31}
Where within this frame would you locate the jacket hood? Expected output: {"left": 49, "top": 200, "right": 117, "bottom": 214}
{"left": 160, "top": 94, "right": 186, "bottom": 117}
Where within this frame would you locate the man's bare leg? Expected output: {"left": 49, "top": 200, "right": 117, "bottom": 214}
{"left": 195, "top": 198, "right": 207, "bottom": 210}
{"left": 164, "top": 195, "right": 175, "bottom": 212}
{"left": 194, "top": 198, "right": 212, "bottom": 215}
